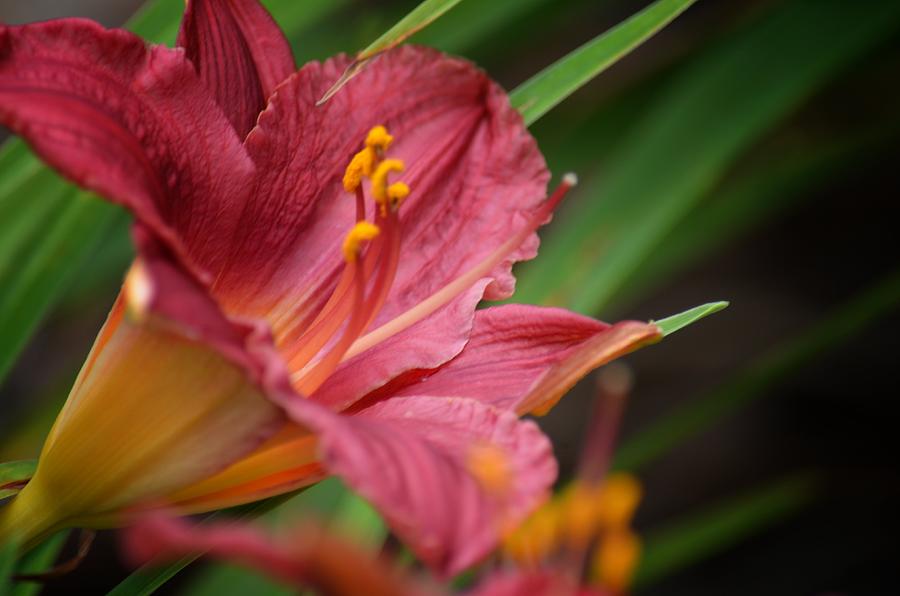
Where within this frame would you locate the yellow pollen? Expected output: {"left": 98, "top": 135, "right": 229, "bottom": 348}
{"left": 560, "top": 482, "right": 605, "bottom": 550}
{"left": 342, "top": 147, "right": 376, "bottom": 192}
{"left": 371, "top": 159, "right": 405, "bottom": 204}
{"left": 342, "top": 221, "right": 380, "bottom": 262}
{"left": 592, "top": 528, "right": 641, "bottom": 593}
{"left": 365, "top": 125, "right": 393, "bottom": 153}
{"left": 502, "top": 501, "right": 560, "bottom": 567}
{"left": 387, "top": 182, "right": 410, "bottom": 207}
{"left": 597, "top": 473, "right": 642, "bottom": 529}
{"left": 467, "top": 443, "right": 512, "bottom": 497}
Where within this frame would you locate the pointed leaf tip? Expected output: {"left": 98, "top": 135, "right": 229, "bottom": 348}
{"left": 652, "top": 301, "right": 729, "bottom": 336}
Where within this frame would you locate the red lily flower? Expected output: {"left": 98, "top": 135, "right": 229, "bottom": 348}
{"left": 0, "top": 0, "right": 661, "bottom": 574}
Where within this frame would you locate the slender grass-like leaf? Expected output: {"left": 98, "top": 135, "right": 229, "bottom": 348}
{"left": 0, "top": 197, "right": 120, "bottom": 383}
{"left": 510, "top": 0, "right": 697, "bottom": 126}
{"left": 316, "top": 0, "right": 466, "bottom": 104}
{"left": 636, "top": 474, "right": 817, "bottom": 586}
{"left": 10, "top": 531, "right": 68, "bottom": 596}
{"left": 0, "top": 538, "right": 18, "bottom": 596}
{"left": 515, "top": 0, "right": 900, "bottom": 313}
{"left": 0, "top": 462, "right": 36, "bottom": 500}
{"left": 654, "top": 302, "right": 728, "bottom": 337}
{"left": 616, "top": 270, "right": 900, "bottom": 471}
{"left": 360, "top": 0, "right": 464, "bottom": 59}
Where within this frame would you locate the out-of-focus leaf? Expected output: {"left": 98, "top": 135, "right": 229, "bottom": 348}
{"left": 10, "top": 531, "right": 68, "bottom": 596}
{"left": 616, "top": 270, "right": 900, "bottom": 471}
{"left": 612, "top": 126, "right": 900, "bottom": 311}
{"left": 327, "top": 491, "right": 386, "bottom": 551}
{"left": 0, "top": 196, "right": 119, "bottom": 384}
{"left": 510, "top": 0, "right": 697, "bottom": 126}
{"left": 636, "top": 474, "right": 817, "bottom": 586}
{"left": 653, "top": 302, "right": 728, "bottom": 337}
{"left": 316, "top": 0, "right": 466, "bottom": 105}
{"left": 181, "top": 564, "right": 292, "bottom": 596}
{"left": 0, "top": 538, "right": 18, "bottom": 596}
{"left": 515, "top": 0, "right": 900, "bottom": 313}
{"left": 0, "top": 462, "right": 36, "bottom": 500}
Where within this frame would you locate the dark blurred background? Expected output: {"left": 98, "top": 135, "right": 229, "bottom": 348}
{"left": 1, "top": 0, "right": 898, "bottom": 594}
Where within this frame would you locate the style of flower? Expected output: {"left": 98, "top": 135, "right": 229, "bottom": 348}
{"left": 0, "top": 0, "right": 661, "bottom": 574}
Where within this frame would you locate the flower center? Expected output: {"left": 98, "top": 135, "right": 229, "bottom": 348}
{"left": 284, "top": 126, "right": 408, "bottom": 395}
{"left": 284, "top": 125, "right": 577, "bottom": 398}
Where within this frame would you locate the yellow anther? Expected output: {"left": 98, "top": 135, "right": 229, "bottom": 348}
{"left": 342, "top": 147, "right": 376, "bottom": 192}
{"left": 342, "top": 221, "right": 380, "bottom": 262}
{"left": 503, "top": 502, "right": 560, "bottom": 567}
{"left": 371, "top": 159, "right": 405, "bottom": 203}
{"left": 597, "top": 473, "right": 642, "bottom": 529}
{"left": 387, "top": 182, "right": 410, "bottom": 207}
{"left": 560, "top": 482, "right": 605, "bottom": 550}
{"left": 365, "top": 125, "right": 393, "bottom": 153}
{"left": 592, "top": 528, "right": 641, "bottom": 593}
{"left": 467, "top": 444, "right": 512, "bottom": 497}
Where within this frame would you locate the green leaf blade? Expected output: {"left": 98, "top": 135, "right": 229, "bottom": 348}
{"left": 653, "top": 302, "right": 729, "bottom": 337}
{"left": 0, "top": 461, "right": 36, "bottom": 500}
{"left": 0, "top": 538, "right": 18, "bottom": 596}
{"left": 361, "top": 0, "right": 464, "bottom": 58}
{"left": 636, "top": 475, "right": 817, "bottom": 586}
{"left": 10, "top": 532, "right": 68, "bottom": 596}
{"left": 510, "top": 0, "right": 697, "bottom": 126}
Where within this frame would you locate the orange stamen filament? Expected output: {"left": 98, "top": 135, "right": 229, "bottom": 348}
{"left": 293, "top": 256, "right": 369, "bottom": 394}
{"left": 285, "top": 229, "right": 384, "bottom": 371}
{"left": 341, "top": 174, "right": 577, "bottom": 362}
{"left": 361, "top": 209, "right": 401, "bottom": 331}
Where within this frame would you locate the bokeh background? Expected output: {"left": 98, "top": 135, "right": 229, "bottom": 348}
{"left": 1, "top": 0, "right": 898, "bottom": 593}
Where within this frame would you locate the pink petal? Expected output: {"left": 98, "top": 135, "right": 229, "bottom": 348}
{"left": 214, "top": 46, "right": 547, "bottom": 408}
{"left": 378, "top": 304, "right": 661, "bottom": 413}
{"left": 312, "top": 280, "right": 491, "bottom": 411}
{"left": 280, "top": 395, "right": 558, "bottom": 576}
{"left": 0, "top": 19, "right": 255, "bottom": 278}
{"left": 178, "top": 0, "right": 296, "bottom": 137}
